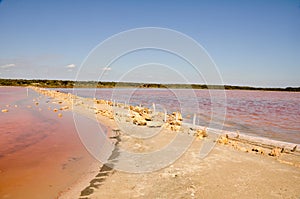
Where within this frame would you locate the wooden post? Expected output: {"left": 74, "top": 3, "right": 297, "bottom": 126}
{"left": 164, "top": 109, "right": 167, "bottom": 122}
{"left": 193, "top": 113, "right": 196, "bottom": 126}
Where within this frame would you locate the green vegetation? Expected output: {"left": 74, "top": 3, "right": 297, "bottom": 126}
{"left": 0, "top": 78, "right": 299, "bottom": 92}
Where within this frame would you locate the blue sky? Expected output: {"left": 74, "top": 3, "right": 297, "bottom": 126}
{"left": 0, "top": 0, "right": 299, "bottom": 87}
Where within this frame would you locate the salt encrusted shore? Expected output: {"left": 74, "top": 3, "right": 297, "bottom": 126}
{"left": 30, "top": 87, "right": 300, "bottom": 199}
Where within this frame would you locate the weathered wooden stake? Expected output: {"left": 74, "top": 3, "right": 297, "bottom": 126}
{"left": 193, "top": 113, "right": 196, "bottom": 126}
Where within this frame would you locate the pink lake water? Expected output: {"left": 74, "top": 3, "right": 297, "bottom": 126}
{"left": 0, "top": 87, "right": 98, "bottom": 199}
{"left": 64, "top": 88, "right": 300, "bottom": 144}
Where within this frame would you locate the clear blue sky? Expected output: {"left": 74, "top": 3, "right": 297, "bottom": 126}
{"left": 0, "top": 0, "right": 299, "bottom": 87}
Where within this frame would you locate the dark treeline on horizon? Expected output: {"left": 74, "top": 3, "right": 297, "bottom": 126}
{"left": 0, "top": 78, "right": 299, "bottom": 92}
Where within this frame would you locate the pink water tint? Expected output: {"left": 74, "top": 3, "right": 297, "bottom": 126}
{"left": 60, "top": 88, "right": 300, "bottom": 143}
{"left": 0, "top": 87, "right": 99, "bottom": 199}
{"left": 223, "top": 90, "right": 300, "bottom": 143}
{"left": 133, "top": 89, "right": 300, "bottom": 143}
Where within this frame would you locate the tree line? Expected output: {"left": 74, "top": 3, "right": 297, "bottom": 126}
{"left": 0, "top": 78, "right": 299, "bottom": 92}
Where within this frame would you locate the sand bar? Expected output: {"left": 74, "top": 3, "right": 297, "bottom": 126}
{"left": 29, "top": 87, "right": 300, "bottom": 199}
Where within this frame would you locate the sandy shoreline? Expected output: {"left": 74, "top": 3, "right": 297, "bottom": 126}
{"left": 30, "top": 87, "right": 300, "bottom": 199}
{"left": 57, "top": 161, "right": 101, "bottom": 199}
